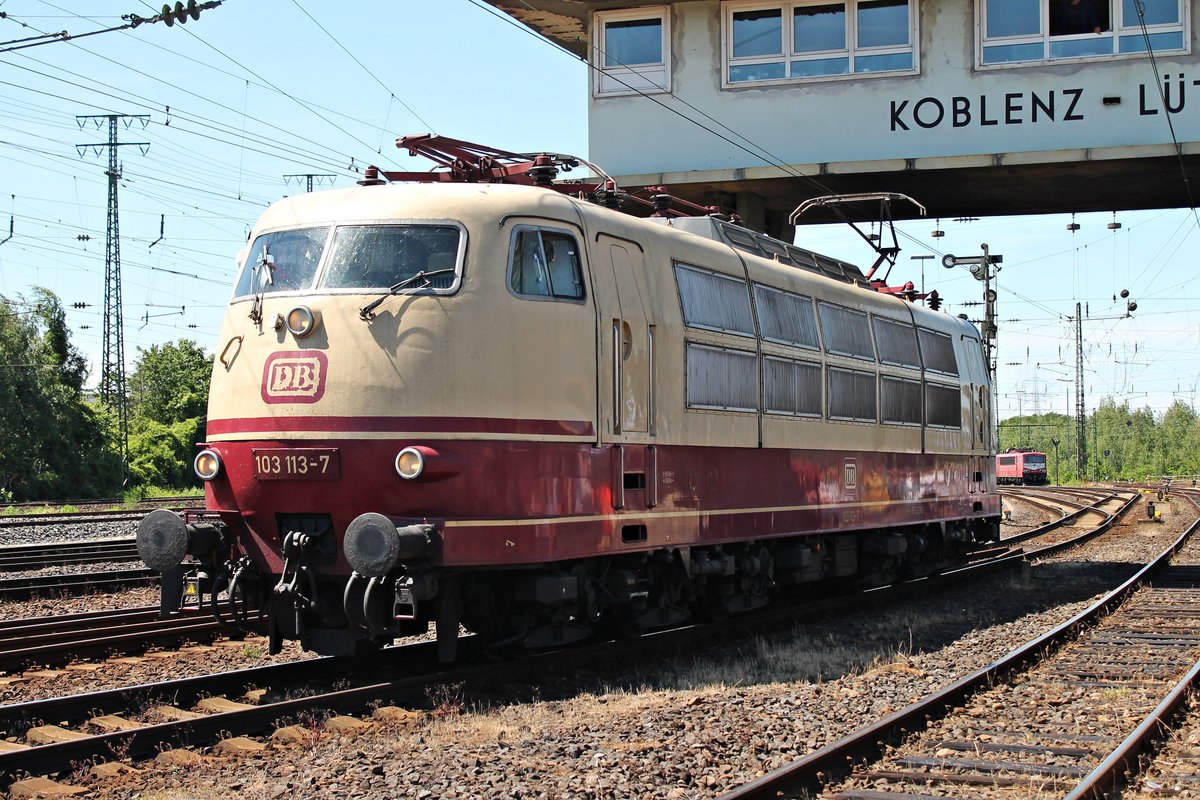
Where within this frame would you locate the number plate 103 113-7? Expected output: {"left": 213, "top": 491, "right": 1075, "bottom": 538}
{"left": 252, "top": 448, "right": 340, "bottom": 480}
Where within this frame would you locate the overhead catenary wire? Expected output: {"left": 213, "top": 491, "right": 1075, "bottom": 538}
{"left": 287, "top": 0, "right": 434, "bottom": 134}
{"left": 2, "top": 3, "right": 1197, "bottom": 411}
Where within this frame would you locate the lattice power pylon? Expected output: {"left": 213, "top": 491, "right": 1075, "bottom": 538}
{"left": 76, "top": 114, "right": 149, "bottom": 461}
{"left": 1074, "top": 302, "right": 1086, "bottom": 479}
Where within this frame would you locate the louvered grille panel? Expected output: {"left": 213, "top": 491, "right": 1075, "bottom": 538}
{"left": 819, "top": 303, "right": 875, "bottom": 360}
{"left": 926, "top": 383, "right": 962, "bottom": 428}
{"left": 874, "top": 318, "right": 921, "bottom": 368}
{"left": 754, "top": 285, "right": 820, "bottom": 349}
{"left": 881, "top": 377, "right": 922, "bottom": 425}
{"left": 828, "top": 368, "right": 876, "bottom": 421}
{"left": 919, "top": 328, "right": 959, "bottom": 375}
{"left": 686, "top": 344, "right": 758, "bottom": 411}
{"left": 675, "top": 264, "right": 755, "bottom": 336}
{"left": 764, "top": 358, "right": 822, "bottom": 416}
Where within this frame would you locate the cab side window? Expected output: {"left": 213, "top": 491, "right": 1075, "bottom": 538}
{"left": 509, "top": 227, "right": 585, "bottom": 300}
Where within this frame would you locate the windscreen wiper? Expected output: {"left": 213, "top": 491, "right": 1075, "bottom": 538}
{"left": 249, "top": 244, "right": 275, "bottom": 326}
{"left": 359, "top": 269, "right": 456, "bottom": 320}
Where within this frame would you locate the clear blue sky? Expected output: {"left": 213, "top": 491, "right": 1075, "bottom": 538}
{"left": 1, "top": 1, "right": 1196, "bottom": 423}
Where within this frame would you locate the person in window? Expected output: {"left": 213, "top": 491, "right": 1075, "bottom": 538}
{"left": 1051, "top": 0, "right": 1104, "bottom": 35}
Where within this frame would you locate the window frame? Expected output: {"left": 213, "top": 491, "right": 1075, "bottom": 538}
{"left": 817, "top": 301, "right": 877, "bottom": 362}
{"left": 685, "top": 341, "right": 760, "bottom": 412}
{"left": 234, "top": 221, "right": 469, "bottom": 301}
{"left": 880, "top": 375, "right": 923, "bottom": 427}
{"left": 722, "top": 0, "right": 919, "bottom": 88}
{"left": 763, "top": 355, "right": 824, "bottom": 417}
{"left": 827, "top": 366, "right": 878, "bottom": 423}
{"left": 234, "top": 225, "right": 333, "bottom": 300}
{"left": 975, "top": 0, "right": 1189, "bottom": 68}
{"left": 753, "top": 284, "right": 822, "bottom": 351}
{"left": 872, "top": 315, "right": 922, "bottom": 369}
{"left": 506, "top": 224, "right": 587, "bottom": 303}
{"left": 674, "top": 262, "right": 757, "bottom": 338}
{"left": 925, "top": 381, "right": 964, "bottom": 429}
{"left": 593, "top": 7, "right": 672, "bottom": 97}
{"left": 318, "top": 222, "right": 466, "bottom": 295}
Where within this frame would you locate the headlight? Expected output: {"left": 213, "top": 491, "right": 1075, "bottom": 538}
{"left": 194, "top": 449, "right": 222, "bottom": 481}
{"left": 285, "top": 305, "right": 319, "bottom": 338}
{"left": 395, "top": 447, "right": 425, "bottom": 480}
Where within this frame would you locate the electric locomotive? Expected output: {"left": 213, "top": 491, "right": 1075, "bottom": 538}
{"left": 137, "top": 136, "right": 1002, "bottom": 659}
{"left": 996, "top": 448, "right": 1049, "bottom": 485}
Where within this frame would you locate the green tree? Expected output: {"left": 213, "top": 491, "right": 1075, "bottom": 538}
{"left": 1159, "top": 401, "right": 1199, "bottom": 476}
{"left": 129, "top": 339, "right": 210, "bottom": 424}
{"left": 0, "top": 290, "right": 121, "bottom": 500}
{"left": 126, "top": 339, "right": 212, "bottom": 488}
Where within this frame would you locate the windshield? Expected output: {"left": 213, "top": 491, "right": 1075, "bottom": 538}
{"left": 234, "top": 227, "right": 330, "bottom": 299}
{"left": 1026, "top": 455, "right": 1047, "bottom": 467}
{"left": 321, "top": 225, "right": 462, "bottom": 291}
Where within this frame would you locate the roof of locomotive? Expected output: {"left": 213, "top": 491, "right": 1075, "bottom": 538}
{"left": 249, "top": 181, "right": 579, "bottom": 232}
{"left": 647, "top": 216, "right": 870, "bottom": 289}
{"left": 245, "top": 181, "right": 979, "bottom": 342}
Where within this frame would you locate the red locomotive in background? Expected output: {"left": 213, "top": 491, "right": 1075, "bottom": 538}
{"left": 996, "top": 448, "right": 1049, "bottom": 485}
{"left": 136, "top": 136, "right": 1002, "bottom": 660}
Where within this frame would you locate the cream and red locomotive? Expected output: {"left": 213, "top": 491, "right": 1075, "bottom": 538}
{"left": 137, "top": 138, "right": 1001, "bottom": 659}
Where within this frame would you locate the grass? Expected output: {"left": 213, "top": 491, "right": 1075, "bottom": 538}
{"left": 0, "top": 485, "right": 202, "bottom": 515}
{"left": 122, "top": 485, "right": 204, "bottom": 506}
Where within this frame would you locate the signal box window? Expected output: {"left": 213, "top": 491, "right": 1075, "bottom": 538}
{"left": 594, "top": 8, "right": 671, "bottom": 96}
{"left": 724, "top": 0, "right": 916, "bottom": 85}
{"left": 979, "top": 0, "right": 1185, "bottom": 65}
{"left": 509, "top": 228, "right": 585, "bottom": 301}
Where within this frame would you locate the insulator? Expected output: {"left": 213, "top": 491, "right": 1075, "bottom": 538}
{"left": 527, "top": 155, "right": 558, "bottom": 187}
{"left": 357, "top": 166, "right": 387, "bottom": 186}
{"left": 162, "top": 0, "right": 200, "bottom": 26}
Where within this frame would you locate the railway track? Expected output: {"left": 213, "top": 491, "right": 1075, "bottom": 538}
{"left": 0, "top": 606, "right": 224, "bottom": 673}
{"left": 0, "top": 488, "right": 1146, "bottom": 792}
{"left": 0, "top": 486, "right": 1138, "bottom": 686}
{"left": 1126, "top": 683, "right": 1200, "bottom": 797}
{"left": 997, "top": 486, "right": 1137, "bottom": 556}
{"left": 0, "top": 566, "right": 155, "bottom": 600}
{"left": 0, "top": 508, "right": 197, "bottom": 529}
{"left": 0, "top": 538, "right": 138, "bottom": 571}
{"left": 718, "top": 492, "right": 1200, "bottom": 800}
{"left": 0, "top": 496, "right": 200, "bottom": 517}
{"left": 0, "top": 506, "right": 194, "bottom": 597}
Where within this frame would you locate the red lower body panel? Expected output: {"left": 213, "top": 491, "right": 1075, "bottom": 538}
{"left": 203, "top": 437, "right": 1000, "bottom": 574}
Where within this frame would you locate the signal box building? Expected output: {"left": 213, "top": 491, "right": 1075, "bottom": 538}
{"left": 487, "top": 0, "right": 1200, "bottom": 236}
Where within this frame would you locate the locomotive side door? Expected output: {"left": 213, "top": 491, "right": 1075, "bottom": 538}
{"left": 594, "top": 237, "right": 653, "bottom": 438}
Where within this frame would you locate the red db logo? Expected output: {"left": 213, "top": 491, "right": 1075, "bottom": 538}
{"left": 261, "top": 351, "right": 328, "bottom": 404}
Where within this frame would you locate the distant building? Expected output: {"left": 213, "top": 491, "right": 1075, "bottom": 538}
{"left": 486, "top": 1, "right": 1200, "bottom": 236}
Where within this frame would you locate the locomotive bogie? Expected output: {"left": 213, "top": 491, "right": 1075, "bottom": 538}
{"left": 140, "top": 181, "right": 1002, "bottom": 658}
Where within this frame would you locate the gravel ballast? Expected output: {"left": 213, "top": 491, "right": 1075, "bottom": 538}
{"left": 54, "top": 494, "right": 1188, "bottom": 800}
